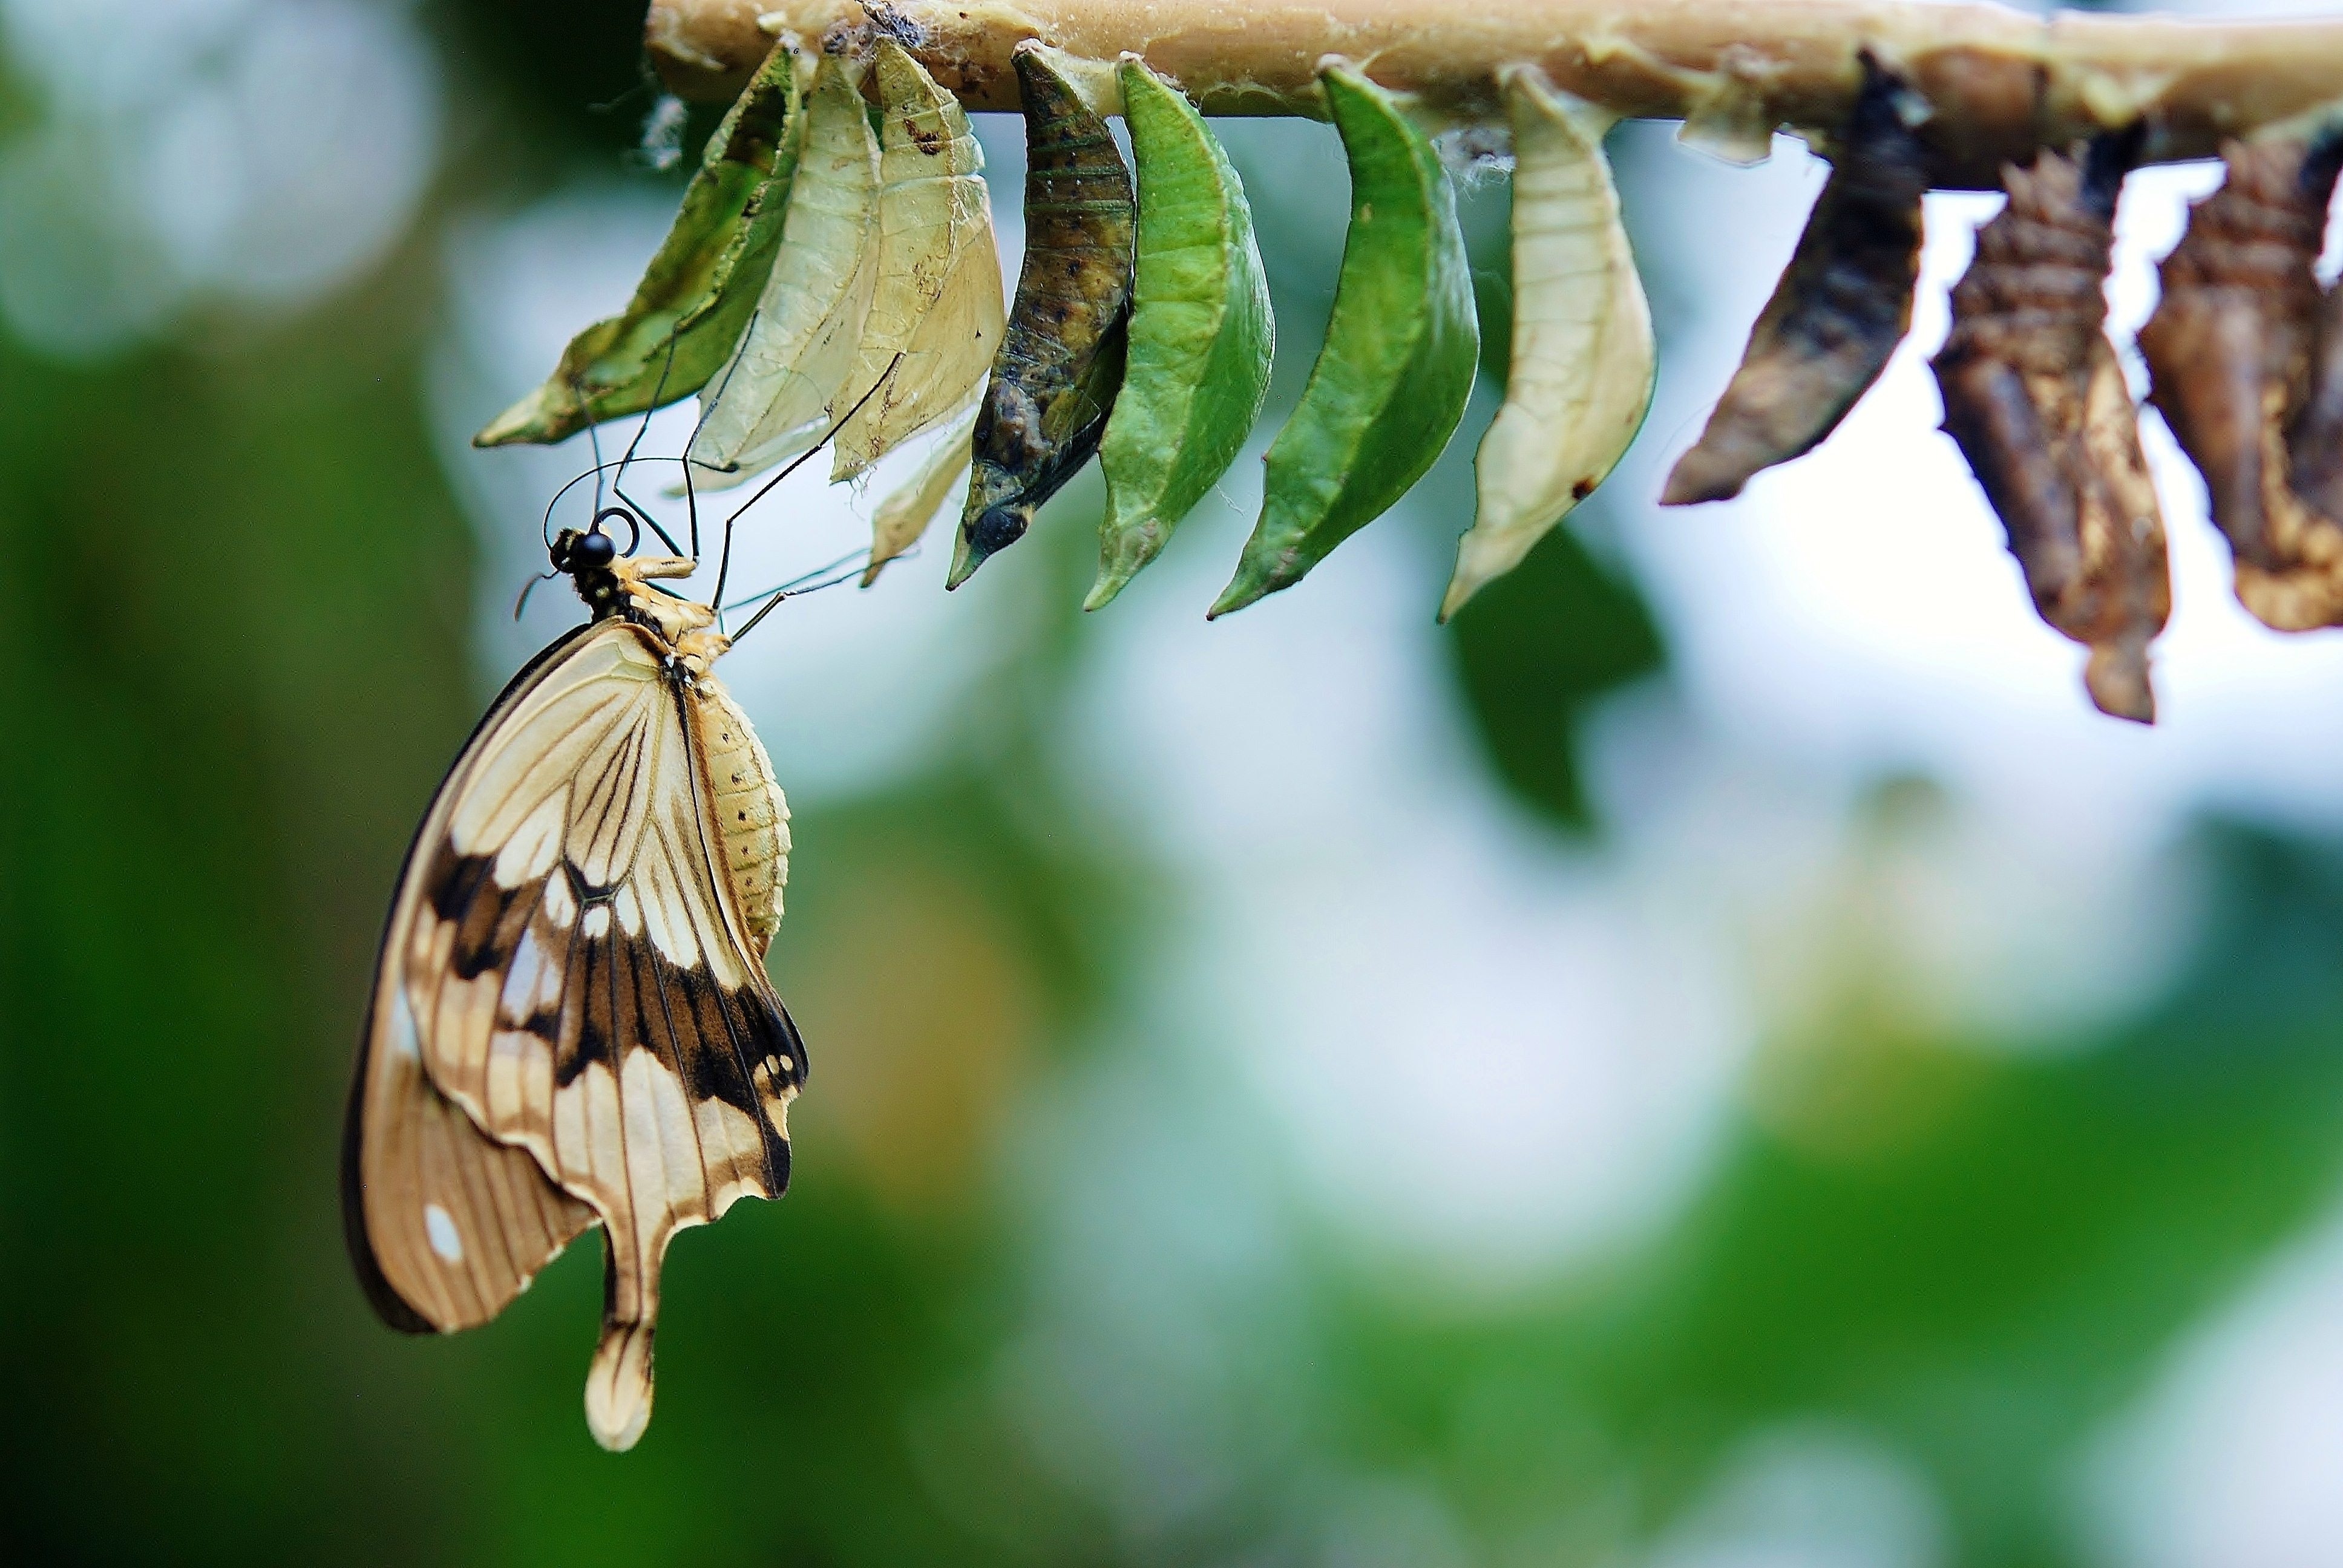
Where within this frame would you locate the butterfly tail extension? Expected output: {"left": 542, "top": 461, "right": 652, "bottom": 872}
{"left": 588, "top": 1243, "right": 661, "bottom": 1452}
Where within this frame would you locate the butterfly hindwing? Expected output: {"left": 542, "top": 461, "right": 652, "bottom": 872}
{"left": 347, "top": 615, "right": 802, "bottom": 1451}
{"left": 346, "top": 626, "right": 606, "bottom": 1338}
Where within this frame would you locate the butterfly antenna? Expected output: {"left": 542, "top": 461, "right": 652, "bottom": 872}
{"left": 543, "top": 457, "right": 689, "bottom": 554}
{"left": 726, "top": 549, "right": 874, "bottom": 643}
{"left": 680, "top": 432, "right": 703, "bottom": 564}
{"left": 610, "top": 332, "right": 687, "bottom": 557}
{"left": 712, "top": 354, "right": 902, "bottom": 612}
{"left": 617, "top": 331, "right": 680, "bottom": 479}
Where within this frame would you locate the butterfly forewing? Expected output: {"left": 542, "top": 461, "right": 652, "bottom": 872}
{"left": 347, "top": 611, "right": 802, "bottom": 1453}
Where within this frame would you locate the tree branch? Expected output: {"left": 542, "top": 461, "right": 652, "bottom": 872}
{"left": 646, "top": 1, "right": 2343, "bottom": 185}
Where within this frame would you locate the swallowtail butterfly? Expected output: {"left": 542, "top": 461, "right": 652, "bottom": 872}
{"left": 343, "top": 504, "right": 805, "bottom": 1451}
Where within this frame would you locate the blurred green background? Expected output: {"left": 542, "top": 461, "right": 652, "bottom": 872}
{"left": 6, "top": 2, "right": 2343, "bottom": 1564}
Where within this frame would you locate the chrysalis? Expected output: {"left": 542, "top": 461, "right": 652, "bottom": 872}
{"left": 1933, "top": 140, "right": 2168, "bottom": 722}
{"left": 477, "top": 41, "right": 805, "bottom": 446}
{"left": 1089, "top": 57, "right": 1274, "bottom": 610}
{"left": 866, "top": 400, "right": 980, "bottom": 583}
{"left": 952, "top": 43, "right": 1136, "bottom": 587}
{"left": 2139, "top": 136, "right": 2343, "bottom": 631}
{"left": 829, "top": 39, "right": 1006, "bottom": 483}
{"left": 1445, "top": 65, "right": 1654, "bottom": 622}
{"left": 1211, "top": 61, "right": 1479, "bottom": 618}
{"left": 689, "top": 54, "right": 883, "bottom": 483}
{"left": 1662, "top": 51, "right": 1929, "bottom": 506}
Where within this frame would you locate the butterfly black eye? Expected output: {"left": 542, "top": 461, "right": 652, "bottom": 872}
{"left": 572, "top": 529, "right": 618, "bottom": 569}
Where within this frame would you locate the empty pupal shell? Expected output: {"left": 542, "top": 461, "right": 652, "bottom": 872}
{"left": 689, "top": 54, "right": 882, "bottom": 484}
{"left": 863, "top": 396, "right": 980, "bottom": 584}
{"left": 1933, "top": 140, "right": 2169, "bottom": 722}
{"left": 477, "top": 39, "right": 805, "bottom": 447}
{"left": 830, "top": 39, "right": 1006, "bottom": 483}
{"left": 1443, "top": 65, "right": 1654, "bottom": 622}
{"left": 2139, "top": 136, "right": 2343, "bottom": 631}
{"left": 1661, "top": 50, "right": 1929, "bottom": 506}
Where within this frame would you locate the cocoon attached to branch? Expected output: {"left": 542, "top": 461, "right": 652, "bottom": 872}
{"left": 2139, "top": 137, "right": 2343, "bottom": 632}
{"left": 1661, "top": 51, "right": 1930, "bottom": 507}
{"left": 1933, "top": 138, "right": 2168, "bottom": 724}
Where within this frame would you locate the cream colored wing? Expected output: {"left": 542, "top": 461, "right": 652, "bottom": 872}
{"left": 347, "top": 618, "right": 803, "bottom": 1452}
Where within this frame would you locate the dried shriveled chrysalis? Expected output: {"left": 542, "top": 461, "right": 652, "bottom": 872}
{"left": 1932, "top": 139, "right": 2169, "bottom": 723}
{"left": 2139, "top": 136, "right": 2343, "bottom": 631}
{"left": 1662, "top": 50, "right": 1930, "bottom": 506}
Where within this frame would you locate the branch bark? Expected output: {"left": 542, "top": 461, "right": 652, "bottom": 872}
{"left": 646, "top": 0, "right": 2343, "bottom": 186}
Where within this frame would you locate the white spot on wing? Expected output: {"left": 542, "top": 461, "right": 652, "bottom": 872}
{"left": 501, "top": 927, "right": 545, "bottom": 1025}
{"left": 388, "top": 981, "right": 420, "bottom": 1059}
{"left": 424, "top": 1203, "right": 464, "bottom": 1262}
{"left": 583, "top": 904, "right": 611, "bottom": 939}
{"left": 543, "top": 872, "right": 577, "bottom": 928}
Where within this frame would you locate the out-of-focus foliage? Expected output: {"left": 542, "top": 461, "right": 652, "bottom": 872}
{"left": 441, "top": 0, "right": 673, "bottom": 158}
{"left": 1446, "top": 505, "right": 1663, "bottom": 829}
{"left": 3, "top": 5, "right": 2342, "bottom": 1566}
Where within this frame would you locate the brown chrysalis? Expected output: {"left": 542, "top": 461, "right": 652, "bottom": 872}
{"left": 2138, "top": 136, "right": 2343, "bottom": 631}
{"left": 1662, "top": 51, "right": 1931, "bottom": 506}
{"left": 1932, "top": 138, "right": 2169, "bottom": 723}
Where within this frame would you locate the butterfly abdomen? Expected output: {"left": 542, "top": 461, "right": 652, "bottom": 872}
{"left": 695, "top": 679, "right": 789, "bottom": 955}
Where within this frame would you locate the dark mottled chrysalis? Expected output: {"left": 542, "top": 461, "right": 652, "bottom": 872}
{"left": 1663, "top": 51, "right": 1930, "bottom": 506}
{"left": 950, "top": 43, "right": 1136, "bottom": 587}
{"left": 1932, "top": 139, "right": 2169, "bottom": 722}
{"left": 2139, "top": 136, "right": 2343, "bottom": 631}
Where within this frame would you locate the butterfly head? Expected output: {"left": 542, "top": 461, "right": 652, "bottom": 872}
{"left": 554, "top": 525, "right": 618, "bottom": 572}
{"left": 548, "top": 508, "right": 639, "bottom": 617}
{"left": 546, "top": 509, "right": 680, "bottom": 605}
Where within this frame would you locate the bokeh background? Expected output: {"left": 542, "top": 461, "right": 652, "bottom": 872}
{"left": 8, "top": 0, "right": 2343, "bottom": 1562}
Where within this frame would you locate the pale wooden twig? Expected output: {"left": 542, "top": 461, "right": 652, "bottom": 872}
{"left": 647, "top": 1, "right": 2343, "bottom": 185}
